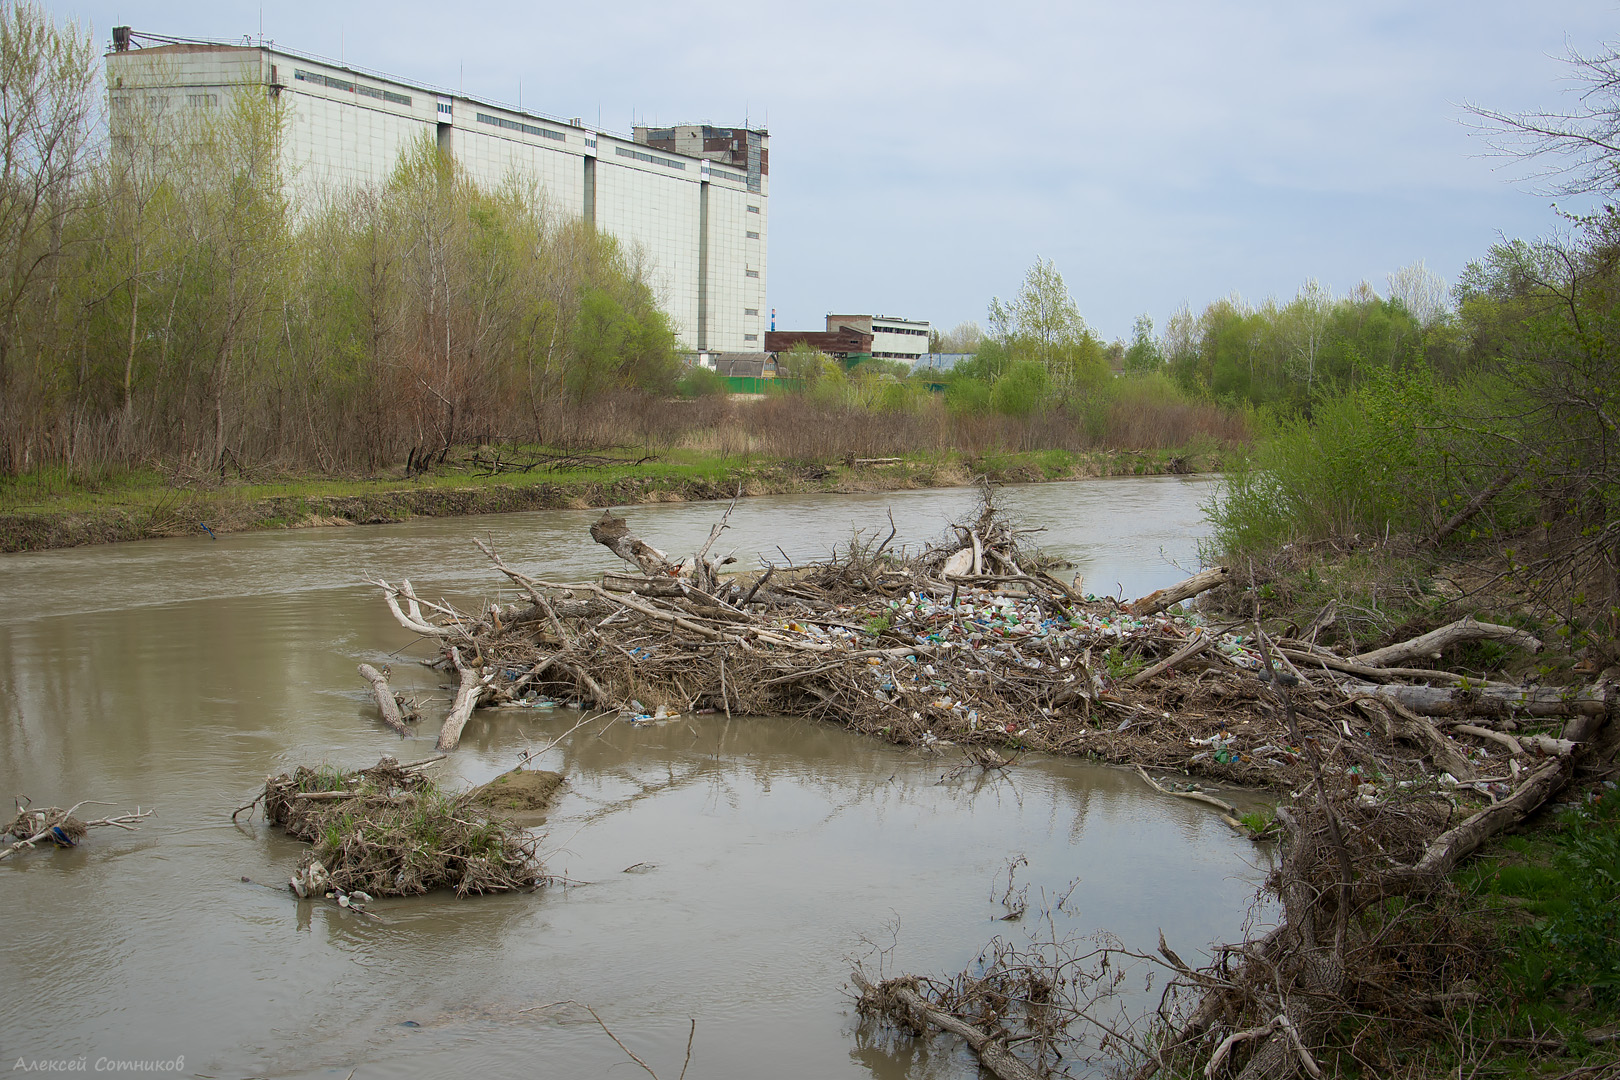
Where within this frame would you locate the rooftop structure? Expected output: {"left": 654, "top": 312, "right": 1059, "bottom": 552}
{"left": 825, "top": 315, "right": 931, "bottom": 363}
{"left": 105, "top": 30, "right": 768, "bottom": 353}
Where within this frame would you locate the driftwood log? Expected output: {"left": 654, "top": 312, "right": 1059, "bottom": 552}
{"left": 436, "top": 647, "right": 488, "bottom": 752}
{"left": 1124, "top": 565, "right": 1229, "bottom": 617}
{"left": 357, "top": 663, "right": 411, "bottom": 734}
{"left": 1341, "top": 679, "right": 1608, "bottom": 719}
{"left": 851, "top": 969, "right": 1040, "bottom": 1080}
{"left": 1351, "top": 616, "right": 1542, "bottom": 667}
{"left": 590, "top": 510, "right": 679, "bottom": 577}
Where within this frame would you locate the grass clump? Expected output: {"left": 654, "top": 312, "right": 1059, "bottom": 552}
{"left": 258, "top": 757, "right": 542, "bottom": 898}
{"left": 1471, "top": 786, "right": 1620, "bottom": 1008}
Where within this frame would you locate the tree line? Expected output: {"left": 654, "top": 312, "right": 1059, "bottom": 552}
{"left": 0, "top": 3, "right": 678, "bottom": 478}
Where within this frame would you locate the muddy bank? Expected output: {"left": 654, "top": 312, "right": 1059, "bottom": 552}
{"left": 0, "top": 449, "right": 1216, "bottom": 553}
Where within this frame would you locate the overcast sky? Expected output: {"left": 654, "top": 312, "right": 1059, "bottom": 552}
{"left": 63, "top": 0, "right": 1618, "bottom": 340}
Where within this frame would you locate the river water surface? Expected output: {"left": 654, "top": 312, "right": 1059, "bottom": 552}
{"left": 0, "top": 476, "right": 1271, "bottom": 1078}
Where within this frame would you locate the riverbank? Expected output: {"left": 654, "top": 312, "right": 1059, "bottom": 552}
{"left": 0, "top": 444, "right": 1223, "bottom": 553}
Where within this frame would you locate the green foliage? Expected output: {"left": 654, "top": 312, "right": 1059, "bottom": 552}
{"left": 0, "top": 5, "right": 700, "bottom": 478}
{"left": 988, "top": 258, "right": 1110, "bottom": 388}
{"left": 1543, "top": 791, "right": 1620, "bottom": 999}
{"left": 779, "top": 342, "right": 831, "bottom": 385}
{"left": 1475, "top": 788, "right": 1620, "bottom": 1006}
{"left": 944, "top": 374, "right": 993, "bottom": 416}
{"left": 1103, "top": 645, "right": 1143, "bottom": 680}
{"left": 568, "top": 286, "right": 678, "bottom": 400}
{"left": 675, "top": 364, "right": 728, "bottom": 398}
{"left": 989, "top": 360, "right": 1051, "bottom": 417}
{"left": 1205, "top": 365, "right": 1466, "bottom": 554}
{"left": 1124, "top": 313, "right": 1163, "bottom": 372}
{"left": 1166, "top": 283, "right": 1431, "bottom": 410}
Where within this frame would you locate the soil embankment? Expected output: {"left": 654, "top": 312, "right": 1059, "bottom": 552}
{"left": 0, "top": 448, "right": 1216, "bottom": 553}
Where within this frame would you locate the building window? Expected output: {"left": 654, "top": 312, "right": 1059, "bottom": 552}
{"left": 437, "top": 101, "right": 452, "bottom": 115}
{"left": 585, "top": 137, "right": 597, "bottom": 148}
{"left": 186, "top": 93, "right": 219, "bottom": 108}
{"left": 746, "top": 230, "right": 759, "bottom": 239}
{"left": 478, "top": 112, "right": 565, "bottom": 141}
{"left": 292, "top": 68, "right": 413, "bottom": 106}
{"left": 746, "top": 204, "right": 760, "bottom": 214}
{"left": 614, "top": 146, "right": 686, "bottom": 170}
{"left": 745, "top": 269, "right": 759, "bottom": 279}
{"left": 744, "top": 334, "right": 758, "bottom": 342}
{"left": 744, "top": 308, "right": 758, "bottom": 316}
{"left": 710, "top": 166, "right": 746, "bottom": 183}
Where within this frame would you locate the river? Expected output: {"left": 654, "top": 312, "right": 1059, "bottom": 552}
{"left": 0, "top": 475, "right": 1270, "bottom": 1079}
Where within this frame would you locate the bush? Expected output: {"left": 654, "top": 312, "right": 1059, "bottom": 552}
{"left": 1205, "top": 365, "right": 1468, "bottom": 556}
{"left": 989, "top": 361, "right": 1051, "bottom": 417}
{"left": 676, "top": 365, "right": 728, "bottom": 398}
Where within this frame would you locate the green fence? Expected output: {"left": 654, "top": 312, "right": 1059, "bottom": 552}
{"left": 723, "top": 377, "right": 806, "bottom": 394}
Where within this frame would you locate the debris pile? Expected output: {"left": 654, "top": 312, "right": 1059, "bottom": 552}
{"left": 241, "top": 755, "right": 542, "bottom": 897}
{"left": 368, "top": 488, "right": 1610, "bottom": 807}
{"left": 1, "top": 798, "right": 155, "bottom": 861}
{"left": 359, "top": 486, "right": 1618, "bottom": 1079}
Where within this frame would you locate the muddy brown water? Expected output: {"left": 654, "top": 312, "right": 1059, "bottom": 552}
{"left": 0, "top": 476, "right": 1273, "bottom": 1078}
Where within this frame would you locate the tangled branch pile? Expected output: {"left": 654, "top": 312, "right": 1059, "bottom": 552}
{"left": 248, "top": 755, "right": 541, "bottom": 897}
{"left": 363, "top": 489, "right": 1619, "bottom": 1075}
{"left": 372, "top": 489, "right": 1608, "bottom": 800}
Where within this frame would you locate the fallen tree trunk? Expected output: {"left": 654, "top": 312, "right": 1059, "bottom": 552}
{"left": 1432, "top": 471, "right": 1513, "bottom": 547}
{"left": 1352, "top": 616, "right": 1542, "bottom": 667}
{"left": 590, "top": 510, "right": 679, "bottom": 577}
{"left": 1125, "top": 566, "right": 1228, "bottom": 617}
{"left": 1341, "top": 679, "right": 1608, "bottom": 719}
{"left": 1279, "top": 644, "right": 1480, "bottom": 684}
{"left": 1387, "top": 756, "right": 1571, "bottom": 889}
{"left": 436, "top": 647, "right": 486, "bottom": 751}
{"left": 357, "top": 663, "right": 411, "bottom": 734}
{"left": 851, "top": 969, "right": 1040, "bottom": 1080}
{"left": 1128, "top": 630, "right": 1213, "bottom": 687}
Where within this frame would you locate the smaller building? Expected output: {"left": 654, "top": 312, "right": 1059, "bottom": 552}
{"left": 704, "top": 353, "right": 778, "bottom": 379}
{"left": 825, "top": 315, "right": 931, "bottom": 363}
{"left": 764, "top": 328, "right": 873, "bottom": 358}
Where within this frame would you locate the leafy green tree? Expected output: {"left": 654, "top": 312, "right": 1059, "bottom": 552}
{"left": 989, "top": 257, "right": 1107, "bottom": 386}
{"left": 1123, "top": 313, "right": 1163, "bottom": 372}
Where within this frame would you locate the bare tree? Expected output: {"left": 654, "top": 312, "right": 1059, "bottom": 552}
{"left": 1465, "top": 40, "right": 1620, "bottom": 196}
{"left": 1386, "top": 258, "right": 1448, "bottom": 327}
{"left": 0, "top": 1, "right": 97, "bottom": 471}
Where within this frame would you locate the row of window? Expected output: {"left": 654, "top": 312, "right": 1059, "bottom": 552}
{"left": 873, "top": 351, "right": 924, "bottom": 359}
{"left": 615, "top": 146, "right": 687, "bottom": 170}
{"left": 293, "top": 69, "right": 411, "bottom": 106}
{"left": 186, "top": 93, "right": 219, "bottom": 108}
{"left": 708, "top": 166, "right": 746, "bottom": 184}
{"left": 875, "top": 325, "right": 928, "bottom": 336}
{"left": 477, "top": 112, "right": 565, "bottom": 142}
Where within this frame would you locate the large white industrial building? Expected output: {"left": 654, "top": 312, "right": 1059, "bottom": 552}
{"left": 105, "top": 30, "right": 769, "bottom": 354}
